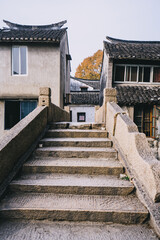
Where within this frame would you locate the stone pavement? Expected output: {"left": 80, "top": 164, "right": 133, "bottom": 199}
{"left": 0, "top": 220, "right": 158, "bottom": 240}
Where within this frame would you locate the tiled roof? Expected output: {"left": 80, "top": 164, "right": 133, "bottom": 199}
{"left": 0, "top": 28, "right": 67, "bottom": 43}
{"left": 104, "top": 36, "right": 160, "bottom": 60}
{"left": 0, "top": 20, "right": 67, "bottom": 43}
{"left": 3, "top": 20, "right": 67, "bottom": 30}
{"left": 71, "top": 92, "right": 99, "bottom": 105}
{"left": 71, "top": 77, "right": 100, "bottom": 90}
{"left": 116, "top": 86, "right": 160, "bottom": 106}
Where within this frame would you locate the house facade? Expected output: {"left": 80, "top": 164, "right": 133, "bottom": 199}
{"left": 100, "top": 36, "right": 160, "bottom": 138}
{"left": 0, "top": 20, "right": 71, "bottom": 135}
{"left": 67, "top": 77, "right": 99, "bottom": 122}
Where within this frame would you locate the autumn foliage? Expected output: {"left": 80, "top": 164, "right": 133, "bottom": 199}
{"left": 75, "top": 50, "right": 103, "bottom": 80}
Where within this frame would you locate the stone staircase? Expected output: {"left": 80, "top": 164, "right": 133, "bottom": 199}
{"left": 0, "top": 122, "right": 149, "bottom": 224}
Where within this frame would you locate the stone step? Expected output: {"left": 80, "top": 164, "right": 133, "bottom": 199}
{"left": 49, "top": 122, "right": 106, "bottom": 130}
{"left": 0, "top": 220, "right": 158, "bottom": 240}
{"left": 22, "top": 157, "right": 124, "bottom": 175}
{"left": 0, "top": 193, "right": 148, "bottom": 224}
{"left": 45, "top": 129, "right": 108, "bottom": 138}
{"left": 34, "top": 147, "right": 117, "bottom": 158}
{"left": 39, "top": 138, "right": 112, "bottom": 148}
{"left": 9, "top": 173, "right": 134, "bottom": 195}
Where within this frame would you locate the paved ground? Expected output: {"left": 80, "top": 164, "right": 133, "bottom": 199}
{"left": 0, "top": 220, "right": 158, "bottom": 240}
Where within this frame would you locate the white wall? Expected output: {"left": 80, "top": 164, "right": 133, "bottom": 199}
{"left": 0, "top": 45, "right": 60, "bottom": 106}
{"left": 70, "top": 105, "right": 95, "bottom": 122}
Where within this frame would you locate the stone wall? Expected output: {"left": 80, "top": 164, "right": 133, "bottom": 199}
{"left": 0, "top": 87, "right": 70, "bottom": 196}
{"left": 95, "top": 105, "right": 105, "bottom": 123}
{"left": 50, "top": 103, "right": 70, "bottom": 122}
{"left": 95, "top": 88, "right": 117, "bottom": 123}
{"left": 0, "top": 106, "right": 48, "bottom": 186}
{"left": 148, "top": 138, "right": 160, "bottom": 160}
{"left": 106, "top": 101, "right": 160, "bottom": 203}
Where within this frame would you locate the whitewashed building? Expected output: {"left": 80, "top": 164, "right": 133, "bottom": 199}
{"left": 0, "top": 20, "right": 71, "bottom": 135}
{"left": 100, "top": 36, "right": 160, "bottom": 138}
{"left": 68, "top": 77, "right": 99, "bottom": 122}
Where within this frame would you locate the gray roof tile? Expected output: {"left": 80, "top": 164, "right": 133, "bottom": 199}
{"left": 0, "top": 20, "right": 67, "bottom": 43}
{"left": 71, "top": 92, "right": 99, "bottom": 105}
{"left": 0, "top": 28, "right": 67, "bottom": 43}
{"left": 104, "top": 37, "right": 160, "bottom": 60}
{"left": 116, "top": 86, "right": 160, "bottom": 106}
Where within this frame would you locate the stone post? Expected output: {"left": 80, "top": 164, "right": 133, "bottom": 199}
{"left": 38, "top": 87, "right": 51, "bottom": 107}
{"left": 38, "top": 87, "right": 52, "bottom": 122}
{"left": 104, "top": 88, "right": 117, "bottom": 123}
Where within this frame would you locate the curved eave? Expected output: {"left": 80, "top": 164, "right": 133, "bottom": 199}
{"left": 106, "top": 36, "right": 160, "bottom": 44}
{"left": 3, "top": 20, "right": 67, "bottom": 30}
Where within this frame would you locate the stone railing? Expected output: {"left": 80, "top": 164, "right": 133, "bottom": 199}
{"left": 0, "top": 106, "right": 48, "bottom": 195}
{"left": 95, "top": 88, "right": 117, "bottom": 123}
{"left": 0, "top": 87, "right": 70, "bottom": 196}
{"left": 106, "top": 101, "right": 160, "bottom": 203}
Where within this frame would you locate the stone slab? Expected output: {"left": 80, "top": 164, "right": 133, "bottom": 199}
{"left": 0, "top": 193, "right": 148, "bottom": 223}
{"left": 0, "top": 220, "right": 158, "bottom": 240}
{"left": 22, "top": 157, "right": 124, "bottom": 175}
{"left": 39, "top": 138, "right": 112, "bottom": 147}
{"left": 45, "top": 129, "right": 108, "bottom": 138}
{"left": 49, "top": 122, "right": 106, "bottom": 130}
{"left": 10, "top": 173, "right": 134, "bottom": 195}
{"left": 34, "top": 147, "right": 117, "bottom": 158}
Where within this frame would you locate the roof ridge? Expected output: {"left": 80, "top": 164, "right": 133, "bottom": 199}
{"left": 3, "top": 20, "right": 67, "bottom": 30}
{"left": 106, "top": 36, "right": 160, "bottom": 44}
{"left": 71, "top": 76, "right": 100, "bottom": 82}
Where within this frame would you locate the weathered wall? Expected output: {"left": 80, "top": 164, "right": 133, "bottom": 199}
{"left": 50, "top": 103, "right": 70, "bottom": 122}
{"left": 0, "top": 106, "right": 48, "bottom": 185}
{"left": 0, "top": 101, "right": 5, "bottom": 137}
{"left": 99, "top": 50, "right": 113, "bottom": 106}
{"left": 0, "top": 45, "right": 60, "bottom": 106}
{"left": 60, "top": 33, "right": 71, "bottom": 108}
{"left": 106, "top": 102, "right": 160, "bottom": 202}
{"left": 121, "top": 106, "right": 134, "bottom": 121}
{"left": 95, "top": 105, "right": 105, "bottom": 123}
{"left": 95, "top": 88, "right": 117, "bottom": 123}
{"left": 70, "top": 105, "right": 95, "bottom": 122}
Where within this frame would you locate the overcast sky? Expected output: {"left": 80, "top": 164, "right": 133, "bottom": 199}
{"left": 0, "top": 0, "right": 160, "bottom": 75}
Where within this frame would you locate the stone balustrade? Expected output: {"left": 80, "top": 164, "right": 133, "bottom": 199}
{"left": 0, "top": 87, "right": 70, "bottom": 197}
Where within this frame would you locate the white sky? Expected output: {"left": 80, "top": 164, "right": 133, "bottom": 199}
{"left": 0, "top": 0, "right": 160, "bottom": 75}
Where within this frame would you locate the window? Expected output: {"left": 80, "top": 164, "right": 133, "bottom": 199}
{"left": 12, "top": 46, "right": 27, "bottom": 75}
{"left": 153, "top": 67, "right": 160, "bottom": 82}
{"left": 125, "top": 66, "right": 138, "bottom": 82}
{"left": 77, "top": 112, "right": 86, "bottom": 122}
{"left": 114, "top": 64, "right": 160, "bottom": 83}
{"left": 5, "top": 100, "right": 37, "bottom": 129}
{"left": 134, "top": 105, "right": 154, "bottom": 137}
{"left": 80, "top": 87, "right": 88, "bottom": 92}
{"left": 115, "top": 66, "right": 125, "bottom": 82}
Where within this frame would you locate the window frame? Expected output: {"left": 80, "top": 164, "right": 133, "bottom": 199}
{"left": 114, "top": 64, "right": 160, "bottom": 84}
{"left": 134, "top": 105, "right": 159, "bottom": 138}
{"left": 12, "top": 46, "right": 28, "bottom": 76}
{"left": 77, "top": 112, "right": 86, "bottom": 122}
